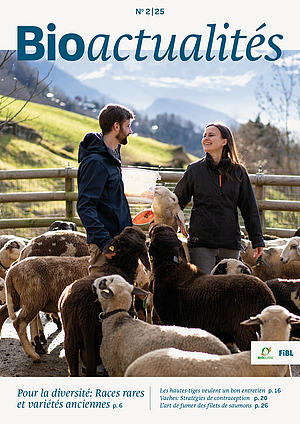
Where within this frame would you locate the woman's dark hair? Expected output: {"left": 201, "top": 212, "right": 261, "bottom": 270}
{"left": 99, "top": 104, "right": 135, "bottom": 135}
{"left": 206, "top": 123, "right": 244, "bottom": 179}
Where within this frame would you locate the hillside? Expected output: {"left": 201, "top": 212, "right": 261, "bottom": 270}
{"left": 0, "top": 98, "right": 197, "bottom": 170}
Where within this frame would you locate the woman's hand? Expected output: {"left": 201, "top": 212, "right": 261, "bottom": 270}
{"left": 253, "top": 246, "right": 263, "bottom": 258}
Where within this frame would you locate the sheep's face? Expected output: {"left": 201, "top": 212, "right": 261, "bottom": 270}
{"left": 210, "top": 259, "right": 251, "bottom": 275}
{"left": 280, "top": 237, "right": 300, "bottom": 264}
{"left": 0, "top": 239, "right": 26, "bottom": 263}
{"left": 152, "top": 186, "right": 179, "bottom": 214}
{"left": 103, "top": 226, "right": 151, "bottom": 271}
{"left": 241, "top": 305, "right": 300, "bottom": 341}
{"left": 93, "top": 274, "right": 149, "bottom": 313}
{"left": 149, "top": 224, "right": 186, "bottom": 265}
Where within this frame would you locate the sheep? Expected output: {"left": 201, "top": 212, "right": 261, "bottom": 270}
{"left": 265, "top": 278, "right": 300, "bottom": 339}
{"left": 92, "top": 274, "right": 231, "bottom": 377}
{"left": 148, "top": 224, "right": 276, "bottom": 351}
{"left": 58, "top": 226, "right": 151, "bottom": 377}
{"left": 125, "top": 305, "right": 299, "bottom": 377}
{"left": 0, "top": 234, "right": 29, "bottom": 250}
{"left": 3, "top": 255, "right": 90, "bottom": 362}
{"left": 48, "top": 220, "right": 78, "bottom": 231}
{"left": 210, "top": 258, "right": 252, "bottom": 275}
{"left": 280, "top": 237, "right": 300, "bottom": 264}
{"left": 250, "top": 244, "right": 300, "bottom": 281}
{"left": 0, "top": 239, "right": 27, "bottom": 279}
{"left": 17, "top": 230, "right": 89, "bottom": 351}
{"left": 132, "top": 185, "right": 188, "bottom": 237}
{"left": 240, "top": 236, "right": 289, "bottom": 267}
{"left": 19, "top": 230, "right": 89, "bottom": 260}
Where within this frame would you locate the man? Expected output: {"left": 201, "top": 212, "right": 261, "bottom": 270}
{"left": 77, "top": 103, "right": 134, "bottom": 275}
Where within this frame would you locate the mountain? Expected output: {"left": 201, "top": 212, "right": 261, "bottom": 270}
{"left": 144, "top": 98, "right": 238, "bottom": 130}
{"left": 28, "top": 60, "right": 116, "bottom": 105}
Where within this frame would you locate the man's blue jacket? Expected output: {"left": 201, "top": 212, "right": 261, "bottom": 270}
{"left": 77, "top": 132, "right": 132, "bottom": 251}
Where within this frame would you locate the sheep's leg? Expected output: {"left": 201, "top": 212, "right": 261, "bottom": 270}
{"left": 284, "top": 366, "right": 292, "bottom": 377}
{"left": 13, "top": 309, "right": 41, "bottom": 363}
{"left": 0, "top": 304, "right": 9, "bottom": 337}
{"left": 64, "top": 342, "right": 80, "bottom": 377}
{"left": 30, "top": 315, "right": 46, "bottom": 355}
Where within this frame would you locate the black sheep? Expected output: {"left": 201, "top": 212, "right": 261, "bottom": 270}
{"left": 149, "top": 224, "right": 276, "bottom": 351}
{"left": 58, "top": 226, "right": 150, "bottom": 377}
{"left": 266, "top": 278, "right": 300, "bottom": 339}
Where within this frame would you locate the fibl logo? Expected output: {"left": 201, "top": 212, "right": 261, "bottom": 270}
{"left": 257, "top": 347, "right": 294, "bottom": 360}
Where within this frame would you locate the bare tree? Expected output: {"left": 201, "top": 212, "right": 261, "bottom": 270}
{"left": 0, "top": 50, "right": 52, "bottom": 128}
{"left": 256, "top": 54, "right": 300, "bottom": 173}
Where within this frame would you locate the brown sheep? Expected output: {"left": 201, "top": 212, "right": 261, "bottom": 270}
{"left": 58, "top": 226, "right": 150, "bottom": 377}
{"left": 4, "top": 255, "right": 90, "bottom": 363}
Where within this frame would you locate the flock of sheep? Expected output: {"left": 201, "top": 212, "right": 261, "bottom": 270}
{"left": 0, "top": 186, "right": 299, "bottom": 378}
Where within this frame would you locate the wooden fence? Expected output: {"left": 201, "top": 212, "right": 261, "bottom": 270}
{"left": 0, "top": 167, "right": 299, "bottom": 237}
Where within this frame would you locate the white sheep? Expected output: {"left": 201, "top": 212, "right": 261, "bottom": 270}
{"left": 125, "top": 305, "right": 300, "bottom": 377}
{"left": 132, "top": 186, "right": 188, "bottom": 237}
{"left": 0, "top": 239, "right": 27, "bottom": 278}
{"left": 280, "top": 237, "right": 300, "bottom": 264}
{"left": 210, "top": 258, "right": 251, "bottom": 275}
{"left": 3, "top": 255, "right": 89, "bottom": 363}
{"left": 244, "top": 243, "right": 300, "bottom": 281}
{"left": 92, "top": 274, "right": 231, "bottom": 377}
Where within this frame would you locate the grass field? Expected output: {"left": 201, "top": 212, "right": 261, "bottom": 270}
{"left": 0, "top": 97, "right": 197, "bottom": 169}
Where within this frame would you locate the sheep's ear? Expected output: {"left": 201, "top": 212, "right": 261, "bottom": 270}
{"left": 100, "top": 288, "right": 114, "bottom": 299}
{"left": 240, "top": 316, "right": 262, "bottom": 326}
{"left": 103, "top": 239, "right": 118, "bottom": 255}
{"left": 133, "top": 286, "right": 150, "bottom": 297}
{"left": 297, "top": 245, "right": 300, "bottom": 256}
{"left": 132, "top": 209, "right": 154, "bottom": 225}
{"left": 176, "top": 209, "right": 188, "bottom": 236}
{"left": 139, "top": 251, "right": 151, "bottom": 271}
{"left": 287, "top": 313, "right": 300, "bottom": 324}
{"left": 212, "top": 262, "right": 227, "bottom": 275}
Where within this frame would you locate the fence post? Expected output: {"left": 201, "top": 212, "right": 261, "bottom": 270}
{"left": 65, "top": 163, "right": 75, "bottom": 219}
{"left": 254, "top": 166, "right": 265, "bottom": 230}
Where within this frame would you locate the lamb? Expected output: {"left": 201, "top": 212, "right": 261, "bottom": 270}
{"left": 148, "top": 224, "right": 276, "bottom": 351}
{"left": 265, "top": 278, "right": 300, "bottom": 339}
{"left": 58, "top": 226, "right": 151, "bottom": 377}
{"left": 92, "top": 274, "right": 231, "bottom": 377}
{"left": 3, "top": 255, "right": 90, "bottom": 362}
{"left": 210, "top": 258, "right": 252, "bottom": 275}
{"left": 280, "top": 237, "right": 300, "bottom": 264}
{"left": 132, "top": 185, "right": 187, "bottom": 236}
{"left": 125, "top": 305, "right": 299, "bottom": 377}
{"left": 0, "top": 239, "right": 27, "bottom": 279}
{"left": 19, "top": 230, "right": 89, "bottom": 260}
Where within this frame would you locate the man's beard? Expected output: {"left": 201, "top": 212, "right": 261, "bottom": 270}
{"left": 119, "top": 137, "right": 128, "bottom": 145}
{"left": 117, "top": 131, "right": 129, "bottom": 145}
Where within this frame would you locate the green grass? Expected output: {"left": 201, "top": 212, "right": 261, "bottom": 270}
{"left": 0, "top": 97, "right": 197, "bottom": 169}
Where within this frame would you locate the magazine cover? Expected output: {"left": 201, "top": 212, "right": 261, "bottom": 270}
{"left": 0, "top": 0, "right": 299, "bottom": 422}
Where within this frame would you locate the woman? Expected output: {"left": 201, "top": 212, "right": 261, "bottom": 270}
{"left": 174, "top": 123, "right": 264, "bottom": 273}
